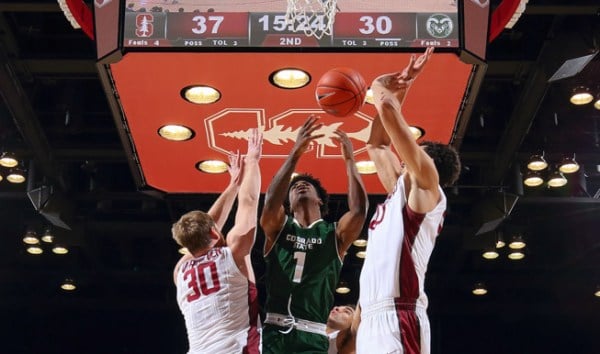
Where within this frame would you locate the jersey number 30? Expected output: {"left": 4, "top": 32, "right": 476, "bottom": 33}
{"left": 184, "top": 261, "right": 221, "bottom": 302}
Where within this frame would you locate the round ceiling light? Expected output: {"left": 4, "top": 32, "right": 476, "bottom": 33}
{"left": 0, "top": 152, "right": 18, "bottom": 168}
{"left": 182, "top": 85, "right": 221, "bottom": 104}
{"left": 270, "top": 68, "right": 310, "bottom": 89}
{"left": 196, "top": 160, "right": 228, "bottom": 174}
{"left": 158, "top": 124, "right": 194, "bottom": 141}
{"left": 355, "top": 160, "right": 377, "bottom": 175}
{"left": 410, "top": 126, "right": 425, "bottom": 140}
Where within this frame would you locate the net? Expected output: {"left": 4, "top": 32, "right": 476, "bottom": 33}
{"left": 285, "top": 0, "right": 338, "bottom": 39}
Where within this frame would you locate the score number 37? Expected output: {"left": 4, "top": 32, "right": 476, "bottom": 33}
{"left": 191, "top": 15, "right": 224, "bottom": 34}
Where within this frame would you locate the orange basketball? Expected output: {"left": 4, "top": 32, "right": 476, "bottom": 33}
{"left": 315, "top": 67, "right": 367, "bottom": 117}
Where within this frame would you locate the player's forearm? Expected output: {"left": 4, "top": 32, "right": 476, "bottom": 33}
{"left": 367, "top": 113, "right": 392, "bottom": 148}
{"left": 344, "top": 157, "right": 368, "bottom": 218}
{"left": 208, "top": 181, "right": 239, "bottom": 230}
{"left": 262, "top": 154, "right": 298, "bottom": 213}
{"left": 236, "top": 159, "right": 261, "bottom": 227}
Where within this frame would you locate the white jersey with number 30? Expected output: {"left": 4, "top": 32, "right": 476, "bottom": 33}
{"left": 176, "top": 247, "right": 259, "bottom": 354}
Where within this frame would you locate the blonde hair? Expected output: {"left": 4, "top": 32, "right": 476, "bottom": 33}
{"left": 171, "top": 210, "right": 215, "bottom": 253}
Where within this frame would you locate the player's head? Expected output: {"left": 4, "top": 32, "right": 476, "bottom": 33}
{"left": 171, "top": 210, "right": 221, "bottom": 254}
{"left": 327, "top": 305, "right": 355, "bottom": 330}
{"left": 286, "top": 174, "right": 329, "bottom": 216}
{"left": 420, "top": 141, "right": 461, "bottom": 187}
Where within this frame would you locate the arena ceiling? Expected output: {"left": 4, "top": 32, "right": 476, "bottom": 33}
{"left": 0, "top": 1, "right": 598, "bottom": 353}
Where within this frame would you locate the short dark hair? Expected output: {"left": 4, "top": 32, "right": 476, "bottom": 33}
{"left": 286, "top": 173, "right": 329, "bottom": 216}
{"left": 420, "top": 141, "right": 461, "bottom": 187}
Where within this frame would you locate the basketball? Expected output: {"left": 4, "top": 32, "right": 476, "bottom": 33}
{"left": 315, "top": 67, "right": 367, "bottom": 117}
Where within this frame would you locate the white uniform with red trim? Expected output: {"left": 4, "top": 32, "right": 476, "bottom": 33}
{"left": 176, "top": 246, "right": 259, "bottom": 354}
{"left": 357, "top": 175, "right": 446, "bottom": 354}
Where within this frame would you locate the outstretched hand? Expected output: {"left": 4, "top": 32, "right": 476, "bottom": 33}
{"left": 227, "top": 150, "right": 244, "bottom": 186}
{"left": 245, "top": 128, "right": 263, "bottom": 162}
{"left": 333, "top": 129, "right": 354, "bottom": 161}
{"left": 292, "top": 115, "right": 325, "bottom": 157}
{"left": 371, "top": 47, "right": 434, "bottom": 105}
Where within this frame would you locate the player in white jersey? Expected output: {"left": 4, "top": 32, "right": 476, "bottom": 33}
{"left": 172, "top": 129, "right": 262, "bottom": 354}
{"left": 356, "top": 48, "right": 461, "bottom": 354}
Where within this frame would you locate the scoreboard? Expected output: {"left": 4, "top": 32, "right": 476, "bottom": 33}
{"left": 122, "top": 9, "right": 459, "bottom": 49}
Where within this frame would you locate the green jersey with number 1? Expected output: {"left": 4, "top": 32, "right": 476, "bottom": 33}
{"left": 264, "top": 216, "right": 342, "bottom": 324}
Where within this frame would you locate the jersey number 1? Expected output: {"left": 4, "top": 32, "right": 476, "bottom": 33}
{"left": 292, "top": 251, "right": 306, "bottom": 283}
{"left": 184, "top": 261, "right": 221, "bottom": 302}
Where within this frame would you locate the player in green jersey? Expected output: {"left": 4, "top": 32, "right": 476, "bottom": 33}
{"left": 260, "top": 115, "right": 368, "bottom": 353}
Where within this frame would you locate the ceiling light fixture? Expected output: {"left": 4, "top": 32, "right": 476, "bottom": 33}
{"left": 158, "top": 124, "right": 194, "bottom": 141}
{"left": 41, "top": 228, "right": 54, "bottom": 243}
{"left": 482, "top": 248, "right": 499, "bottom": 260}
{"left": 496, "top": 232, "right": 506, "bottom": 248}
{"left": 356, "top": 250, "right": 366, "bottom": 259}
{"left": 6, "top": 167, "right": 26, "bottom": 183}
{"left": 526, "top": 154, "right": 548, "bottom": 171}
{"left": 594, "top": 96, "right": 600, "bottom": 110}
{"left": 60, "top": 278, "right": 76, "bottom": 291}
{"left": 594, "top": 286, "right": 600, "bottom": 298}
{"left": 410, "top": 126, "right": 425, "bottom": 140}
{"left": 547, "top": 170, "right": 567, "bottom": 188}
{"left": 181, "top": 85, "right": 221, "bottom": 104}
{"left": 0, "top": 152, "right": 19, "bottom": 168}
{"left": 523, "top": 170, "right": 544, "bottom": 187}
{"left": 178, "top": 247, "right": 189, "bottom": 255}
{"left": 52, "top": 245, "right": 69, "bottom": 255}
{"left": 269, "top": 68, "right": 311, "bottom": 89}
{"left": 508, "top": 250, "right": 525, "bottom": 260}
{"left": 472, "top": 282, "right": 488, "bottom": 295}
{"left": 22, "top": 230, "right": 40, "bottom": 245}
{"left": 355, "top": 160, "right": 377, "bottom": 175}
{"left": 352, "top": 237, "right": 367, "bottom": 247}
{"left": 335, "top": 281, "right": 351, "bottom": 294}
{"left": 569, "top": 86, "right": 593, "bottom": 105}
{"left": 26, "top": 245, "right": 43, "bottom": 255}
{"left": 558, "top": 155, "right": 579, "bottom": 174}
{"left": 196, "top": 160, "right": 228, "bottom": 174}
{"left": 365, "top": 88, "right": 374, "bottom": 104}
{"left": 508, "top": 235, "right": 526, "bottom": 250}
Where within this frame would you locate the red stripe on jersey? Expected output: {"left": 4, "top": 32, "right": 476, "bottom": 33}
{"left": 243, "top": 281, "right": 260, "bottom": 354}
{"left": 399, "top": 205, "right": 425, "bottom": 300}
{"left": 396, "top": 306, "right": 421, "bottom": 354}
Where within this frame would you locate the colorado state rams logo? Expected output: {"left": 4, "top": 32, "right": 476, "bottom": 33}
{"left": 426, "top": 14, "right": 453, "bottom": 39}
{"left": 135, "top": 14, "right": 154, "bottom": 37}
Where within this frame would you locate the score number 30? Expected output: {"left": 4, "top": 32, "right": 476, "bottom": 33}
{"left": 358, "top": 15, "right": 393, "bottom": 35}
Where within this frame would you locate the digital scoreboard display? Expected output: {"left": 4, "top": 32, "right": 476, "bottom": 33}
{"left": 122, "top": 1, "right": 459, "bottom": 49}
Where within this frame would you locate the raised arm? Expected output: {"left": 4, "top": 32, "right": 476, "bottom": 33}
{"left": 227, "top": 129, "right": 262, "bottom": 277}
{"left": 333, "top": 129, "right": 368, "bottom": 256}
{"left": 372, "top": 47, "right": 440, "bottom": 212}
{"left": 207, "top": 151, "right": 243, "bottom": 230}
{"left": 260, "top": 115, "right": 324, "bottom": 250}
{"left": 366, "top": 113, "right": 403, "bottom": 194}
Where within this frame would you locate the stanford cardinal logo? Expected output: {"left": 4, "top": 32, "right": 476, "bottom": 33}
{"left": 135, "top": 14, "right": 154, "bottom": 37}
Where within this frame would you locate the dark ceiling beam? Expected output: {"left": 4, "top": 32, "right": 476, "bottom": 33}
{"left": 483, "top": 16, "right": 567, "bottom": 186}
{"left": 0, "top": 53, "right": 64, "bottom": 189}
